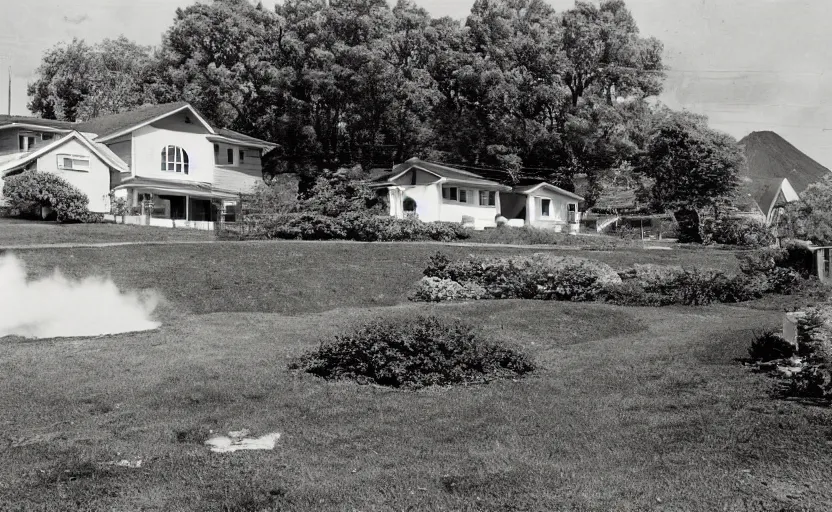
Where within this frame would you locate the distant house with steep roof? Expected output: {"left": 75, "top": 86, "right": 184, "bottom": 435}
{"left": 737, "top": 131, "right": 831, "bottom": 224}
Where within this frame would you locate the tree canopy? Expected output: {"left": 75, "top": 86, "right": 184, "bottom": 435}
{"left": 27, "top": 37, "right": 157, "bottom": 122}
{"left": 28, "top": 0, "right": 673, "bottom": 200}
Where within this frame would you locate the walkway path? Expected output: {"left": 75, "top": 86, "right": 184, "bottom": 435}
{"left": 0, "top": 238, "right": 676, "bottom": 252}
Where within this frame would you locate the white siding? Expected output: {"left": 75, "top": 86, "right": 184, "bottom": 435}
{"left": 132, "top": 124, "right": 214, "bottom": 184}
{"left": 212, "top": 142, "right": 263, "bottom": 194}
{"left": 35, "top": 139, "right": 112, "bottom": 212}
{"left": 525, "top": 187, "right": 580, "bottom": 230}
{"left": 388, "top": 183, "right": 500, "bottom": 229}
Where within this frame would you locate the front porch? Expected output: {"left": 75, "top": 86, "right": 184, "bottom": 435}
{"left": 112, "top": 177, "right": 239, "bottom": 230}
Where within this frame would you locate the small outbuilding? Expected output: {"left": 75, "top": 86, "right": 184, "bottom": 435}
{"left": 500, "top": 181, "right": 584, "bottom": 233}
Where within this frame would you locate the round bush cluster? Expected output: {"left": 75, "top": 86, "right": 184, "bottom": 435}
{"left": 289, "top": 316, "right": 535, "bottom": 389}
{"left": 2, "top": 171, "right": 102, "bottom": 223}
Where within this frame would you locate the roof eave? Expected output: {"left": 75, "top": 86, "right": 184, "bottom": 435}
{"left": 0, "top": 123, "right": 74, "bottom": 133}
{"left": 95, "top": 104, "right": 216, "bottom": 143}
{"left": 206, "top": 134, "right": 278, "bottom": 150}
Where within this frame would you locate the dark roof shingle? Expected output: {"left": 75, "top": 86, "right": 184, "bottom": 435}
{"left": 0, "top": 115, "right": 75, "bottom": 129}
{"left": 74, "top": 102, "right": 191, "bottom": 139}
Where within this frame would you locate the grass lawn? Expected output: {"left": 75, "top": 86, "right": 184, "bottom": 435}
{"left": 0, "top": 217, "right": 215, "bottom": 246}
{"left": 2, "top": 243, "right": 829, "bottom": 511}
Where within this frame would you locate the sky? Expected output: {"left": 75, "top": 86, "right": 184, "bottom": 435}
{"left": 2, "top": 0, "right": 831, "bottom": 166}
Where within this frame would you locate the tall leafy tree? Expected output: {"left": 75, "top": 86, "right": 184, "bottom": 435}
{"left": 635, "top": 110, "right": 745, "bottom": 242}
{"left": 27, "top": 37, "right": 157, "bottom": 121}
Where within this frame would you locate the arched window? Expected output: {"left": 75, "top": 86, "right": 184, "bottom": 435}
{"left": 160, "top": 145, "right": 189, "bottom": 174}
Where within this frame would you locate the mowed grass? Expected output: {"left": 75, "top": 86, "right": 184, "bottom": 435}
{"left": 0, "top": 217, "right": 215, "bottom": 246}
{"left": 8, "top": 241, "right": 742, "bottom": 314}
{"left": 3, "top": 242, "right": 829, "bottom": 510}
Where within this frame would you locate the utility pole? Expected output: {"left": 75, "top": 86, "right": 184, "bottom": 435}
{"left": 7, "top": 67, "right": 10, "bottom": 115}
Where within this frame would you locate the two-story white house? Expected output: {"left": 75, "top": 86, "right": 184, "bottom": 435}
{"left": 0, "top": 102, "right": 277, "bottom": 228}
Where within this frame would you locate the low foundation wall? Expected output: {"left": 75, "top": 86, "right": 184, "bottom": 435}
{"left": 109, "top": 215, "right": 216, "bottom": 231}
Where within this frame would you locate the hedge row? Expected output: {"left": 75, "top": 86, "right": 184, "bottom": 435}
{"left": 411, "top": 248, "right": 828, "bottom": 307}
{"left": 240, "top": 212, "right": 470, "bottom": 242}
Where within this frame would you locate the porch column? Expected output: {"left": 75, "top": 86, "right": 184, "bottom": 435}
{"left": 185, "top": 195, "right": 190, "bottom": 222}
{"left": 526, "top": 196, "right": 535, "bottom": 225}
{"left": 495, "top": 191, "right": 502, "bottom": 216}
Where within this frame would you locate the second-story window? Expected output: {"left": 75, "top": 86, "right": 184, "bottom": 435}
{"left": 18, "top": 135, "right": 35, "bottom": 151}
{"left": 160, "top": 145, "right": 189, "bottom": 174}
{"left": 227, "top": 148, "right": 234, "bottom": 165}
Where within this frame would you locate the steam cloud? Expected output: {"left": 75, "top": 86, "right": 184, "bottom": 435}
{"left": 0, "top": 253, "right": 160, "bottom": 339}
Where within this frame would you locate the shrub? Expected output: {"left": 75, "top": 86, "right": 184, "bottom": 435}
{"left": 341, "top": 213, "right": 469, "bottom": 242}
{"left": 737, "top": 243, "right": 824, "bottom": 295}
{"left": 618, "top": 264, "right": 685, "bottom": 296}
{"left": 300, "top": 167, "right": 385, "bottom": 217}
{"left": 2, "top": 171, "right": 102, "bottom": 223}
{"left": 765, "top": 267, "right": 803, "bottom": 295}
{"left": 797, "top": 307, "right": 832, "bottom": 364}
{"left": 240, "top": 213, "right": 470, "bottom": 242}
{"left": 248, "top": 213, "right": 347, "bottom": 240}
{"left": 601, "top": 281, "right": 670, "bottom": 307}
{"left": 703, "top": 216, "right": 774, "bottom": 247}
{"left": 289, "top": 316, "right": 535, "bottom": 389}
{"left": 423, "top": 253, "right": 764, "bottom": 306}
{"left": 737, "top": 247, "right": 786, "bottom": 276}
{"left": 615, "top": 264, "right": 762, "bottom": 305}
{"left": 248, "top": 177, "right": 299, "bottom": 215}
{"left": 409, "top": 277, "right": 487, "bottom": 302}
{"left": 418, "top": 253, "right": 620, "bottom": 302}
{"left": 748, "top": 330, "right": 796, "bottom": 361}
{"left": 671, "top": 269, "right": 762, "bottom": 305}
{"left": 787, "top": 364, "right": 832, "bottom": 400}
{"left": 780, "top": 241, "right": 814, "bottom": 278}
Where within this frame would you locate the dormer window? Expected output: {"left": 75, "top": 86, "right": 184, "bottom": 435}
{"left": 160, "top": 145, "right": 189, "bottom": 174}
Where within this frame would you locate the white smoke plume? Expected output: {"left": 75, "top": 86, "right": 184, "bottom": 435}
{"left": 0, "top": 253, "right": 160, "bottom": 339}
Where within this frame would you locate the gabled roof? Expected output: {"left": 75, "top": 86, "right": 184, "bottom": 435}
{"left": 0, "top": 131, "right": 129, "bottom": 176}
{"left": 75, "top": 102, "right": 215, "bottom": 142}
{"left": 375, "top": 158, "right": 512, "bottom": 190}
{"left": 512, "top": 181, "right": 584, "bottom": 201}
{"left": 0, "top": 104, "right": 279, "bottom": 152}
{"left": 747, "top": 177, "right": 799, "bottom": 221}
{"left": 0, "top": 115, "right": 75, "bottom": 130}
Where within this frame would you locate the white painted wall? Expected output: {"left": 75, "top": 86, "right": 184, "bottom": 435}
{"left": 35, "top": 139, "right": 113, "bottom": 212}
{"left": 400, "top": 183, "right": 443, "bottom": 222}
{"left": 440, "top": 202, "right": 498, "bottom": 228}
{"left": 526, "top": 188, "right": 579, "bottom": 230}
{"left": 386, "top": 182, "right": 502, "bottom": 229}
{"left": 132, "top": 123, "right": 214, "bottom": 184}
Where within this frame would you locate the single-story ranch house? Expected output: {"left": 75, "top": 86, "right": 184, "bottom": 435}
{"left": 0, "top": 102, "right": 277, "bottom": 229}
{"left": 371, "top": 158, "right": 583, "bottom": 232}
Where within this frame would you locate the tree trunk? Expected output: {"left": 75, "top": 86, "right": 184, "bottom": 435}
{"left": 674, "top": 208, "right": 703, "bottom": 244}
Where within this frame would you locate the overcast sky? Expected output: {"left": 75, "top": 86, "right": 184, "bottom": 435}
{"left": 2, "top": 0, "right": 830, "bottom": 166}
